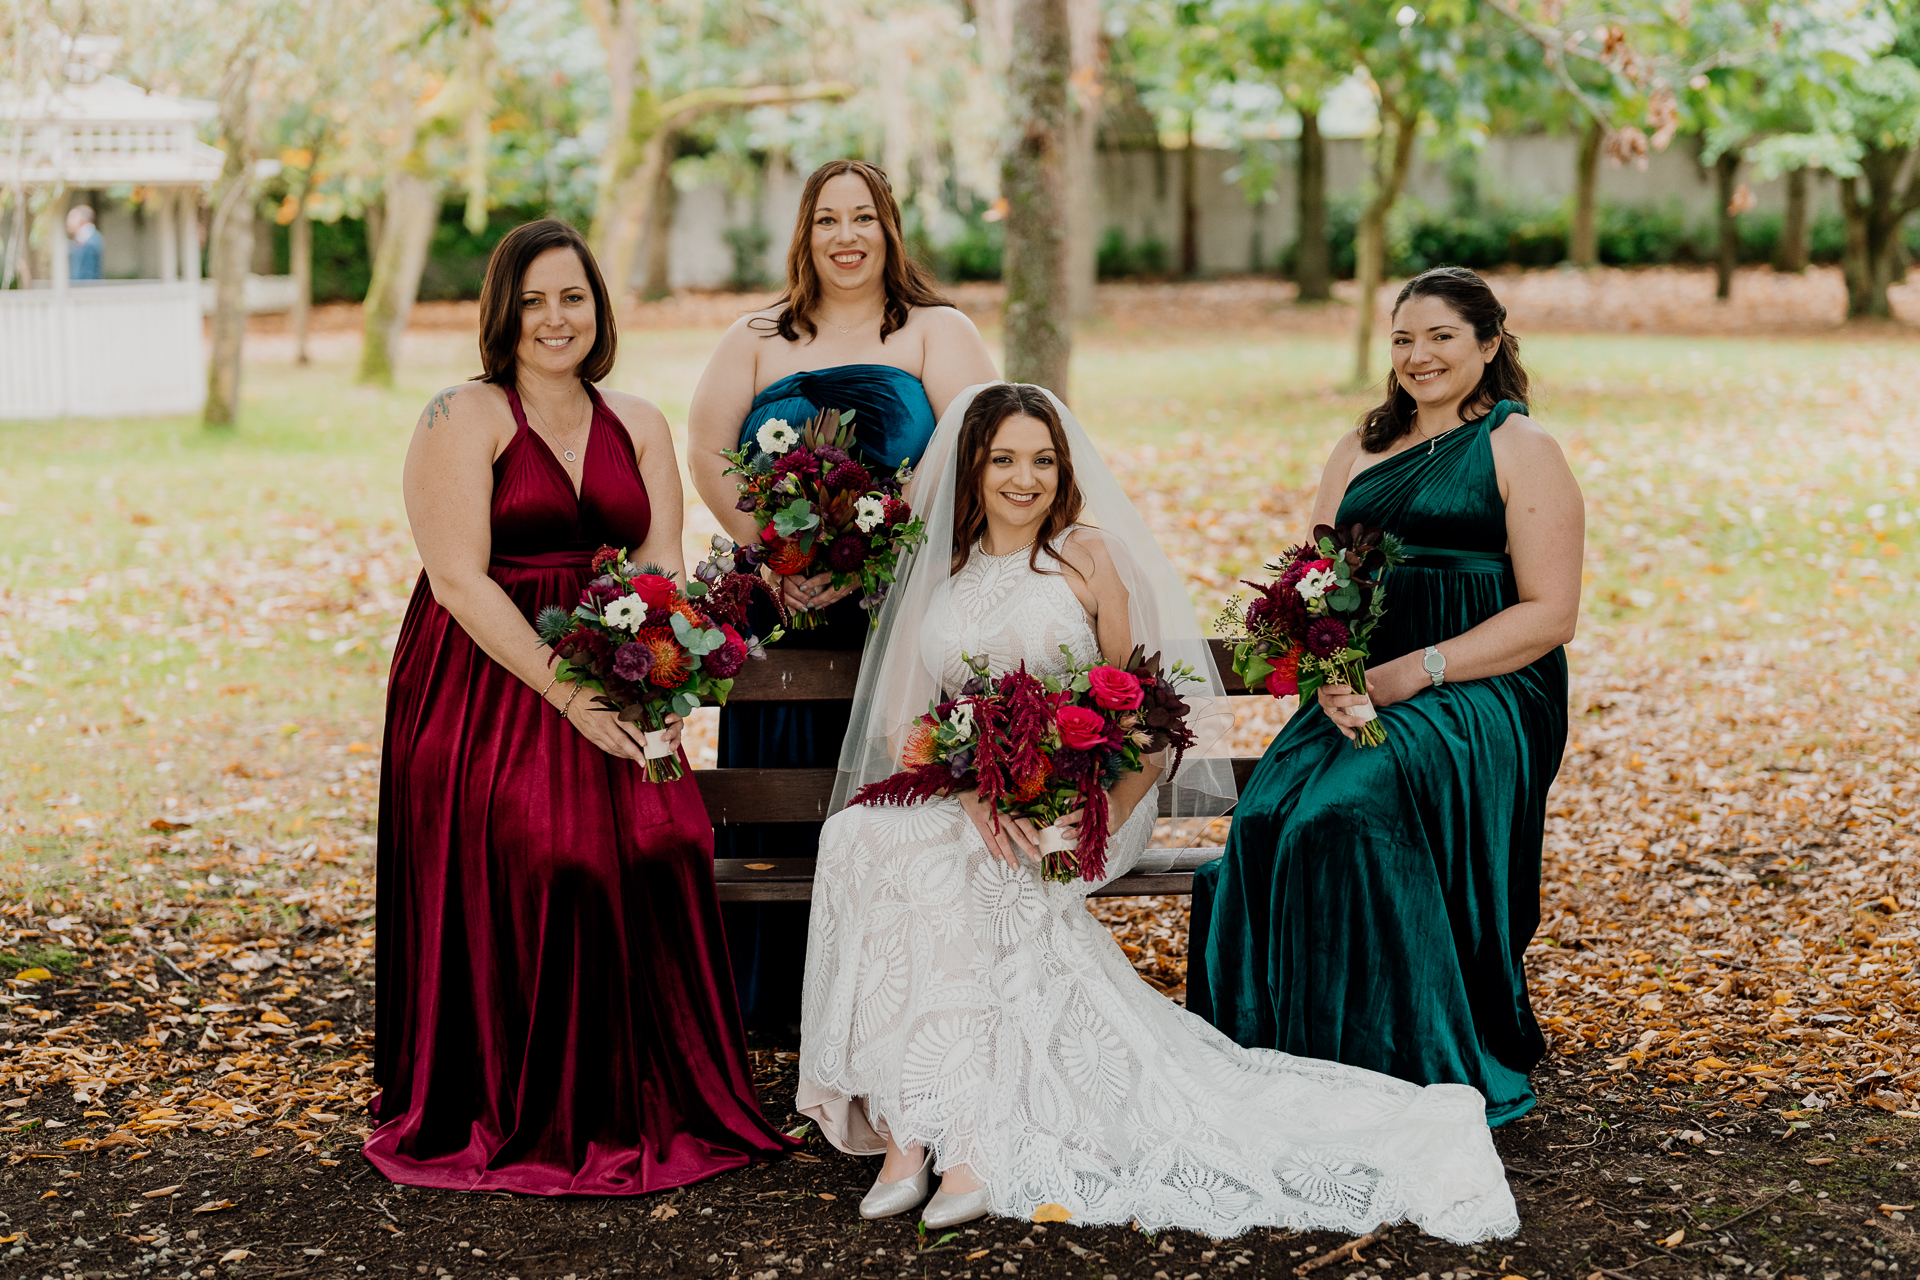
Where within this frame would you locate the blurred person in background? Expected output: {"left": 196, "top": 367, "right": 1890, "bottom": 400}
{"left": 366, "top": 218, "right": 794, "bottom": 1195}
{"left": 67, "top": 205, "right": 102, "bottom": 280}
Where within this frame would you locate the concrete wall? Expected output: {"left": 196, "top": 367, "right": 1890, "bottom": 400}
{"left": 662, "top": 136, "right": 1843, "bottom": 289}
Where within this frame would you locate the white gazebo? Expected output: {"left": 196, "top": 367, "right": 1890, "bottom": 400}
{"left": 0, "top": 40, "right": 222, "bottom": 420}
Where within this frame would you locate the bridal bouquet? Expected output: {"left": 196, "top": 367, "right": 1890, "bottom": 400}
{"left": 1217, "top": 523, "right": 1407, "bottom": 748}
{"left": 848, "top": 646, "right": 1202, "bottom": 884}
{"left": 719, "top": 405, "right": 925, "bottom": 629}
{"left": 534, "top": 541, "right": 783, "bottom": 781}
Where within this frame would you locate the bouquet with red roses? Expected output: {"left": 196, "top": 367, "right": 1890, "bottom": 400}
{"left": 719, "top": 405, "right": 926, "bottom": 629}
{"left": 1216, "top": 522, "right": 1406, "bottom": 748}
{"left": 534, "top": 541, "right": 782, "bottom": 781}
{"left": 848, "top": 645, "right": 1201, "bottom": 884}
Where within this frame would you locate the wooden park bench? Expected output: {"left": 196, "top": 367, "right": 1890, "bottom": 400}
{"left": 697, "top": 639, "right": 1262, "bottom": 902}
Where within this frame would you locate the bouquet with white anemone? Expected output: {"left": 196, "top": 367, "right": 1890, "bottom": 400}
{"left": 718, "top": 405, "right": 926, "bottom": 630}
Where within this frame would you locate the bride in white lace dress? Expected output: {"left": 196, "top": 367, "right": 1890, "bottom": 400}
{"left": 797, "top": 383, "right": 1518, "bottom": 1243}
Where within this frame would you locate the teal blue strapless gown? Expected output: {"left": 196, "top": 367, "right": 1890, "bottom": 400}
{"left": 719, "top": 364, "right": 938, "bottom": 1034}
{"left": 1187, "top": 401, "right": 1567, "bottom": 1125}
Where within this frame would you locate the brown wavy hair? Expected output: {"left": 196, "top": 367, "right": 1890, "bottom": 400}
{"left": 475, "top": 219, "right": 617, "bottom": 385}
{"left": 1359, "top": 266, "right": 1528, "bottom": 452}
{"left": 757, "top": 160, "right": 952, "bottom": 344}
{"left": 950, "top": 384, "right": 1085, "bottom": 577}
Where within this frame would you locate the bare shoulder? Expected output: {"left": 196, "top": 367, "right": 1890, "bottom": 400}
{"left": 1056, "top": 525, "right": 1117, "bottom": 581}
{"left": 907, "top": 304, "right": 983, "bottom": 339}
{"left": 599, "top": 389, "right": 674, "bottom": 457}
{"left": 1489, "top": 412, "right": 1568, "bottom": 466}
{"left": 417, "top": 381, "right": 512, "bottom": 439}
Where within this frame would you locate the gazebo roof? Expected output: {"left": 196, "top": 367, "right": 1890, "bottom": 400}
{"left": 0, "top": 73, "right": 224, "bottom": 186}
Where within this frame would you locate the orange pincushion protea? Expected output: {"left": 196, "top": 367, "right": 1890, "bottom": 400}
{"left": 1007, "top": 753, "right": 1052, "bottom": 803}
{"left": 670, "top": 598, "right": 704, "bottom": 627}
{"left": 637, "top": 627, "right": 690, "bottom": 687}
{"left": 765, "top": 536, "right": 816, "bottom": 576}
{"left": 901, "top": 720, "right": 939, "bottom": 767}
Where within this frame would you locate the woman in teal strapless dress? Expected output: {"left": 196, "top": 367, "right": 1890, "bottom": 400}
{"left": 688, "top": 160, "right": 997, "bottom": 1032}
{"left": 1189, "top": 267, "right": 1585, "bottom": 1125}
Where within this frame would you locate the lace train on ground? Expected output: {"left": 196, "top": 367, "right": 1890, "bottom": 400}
{"left": 797, "top": 537, "right": 1518, "bottom": 1243}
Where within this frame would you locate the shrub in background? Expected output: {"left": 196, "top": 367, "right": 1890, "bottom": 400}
{"left": 1096, "top": 225, "right": 1170, "bottom": 278}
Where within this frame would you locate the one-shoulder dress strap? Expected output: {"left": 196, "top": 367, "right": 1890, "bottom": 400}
{"left": 1481, "top": 400, "right": 1527, "bottom": 433}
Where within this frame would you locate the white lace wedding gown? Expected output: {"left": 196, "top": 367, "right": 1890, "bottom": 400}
{"left": 797, "top": 540, "right": 1519, "bottom": 1243}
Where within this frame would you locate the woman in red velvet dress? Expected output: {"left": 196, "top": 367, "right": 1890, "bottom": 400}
{"left": 367, "top": 219, "right": 795, "bottom": 1194}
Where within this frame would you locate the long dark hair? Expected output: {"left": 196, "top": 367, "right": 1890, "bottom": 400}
{"left": 475, "top": 219, "right": 617, "bottom": 385}
{"left": 757, "top": 160, "right": 952, "bottom": 344}
{"left": 1359, "top": 266, "right": 1528, "bottom": 452}
{"left": 950, "top": 384, "right": 1085, "bottom": 577}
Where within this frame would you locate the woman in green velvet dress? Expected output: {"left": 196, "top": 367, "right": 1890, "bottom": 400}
{"left": 1189, "top": 266, "right": 1585, "bottom": 1125}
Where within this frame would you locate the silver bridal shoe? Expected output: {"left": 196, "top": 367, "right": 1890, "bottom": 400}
{"left": 921, "top": 1183, "right": 991, "bottom": 1228}
{"left": 858, "top": 1151, "right": 933, "bottom": 1220}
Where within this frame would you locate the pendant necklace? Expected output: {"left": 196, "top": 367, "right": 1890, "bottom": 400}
{"left": 528, "top": 392, "right": 588, "bottom": 462}
{"left": 834, "top": 308, "right": 883, "bottom": 335}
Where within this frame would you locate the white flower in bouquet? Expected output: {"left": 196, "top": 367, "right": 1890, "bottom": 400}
{"left": 603, "top": 594, "right": 647, "bottom": 631}
{"left": 756, "top": 418, "right": 798, "bottom": 454}
{"left": 854, "top": 494, "right": 887, "bottom": 533}
{"left": 1295, "top": 566, "right": 1339, "bottom": 602}
{"left": 947, "top": 702, "right": 975, "bottom": 740}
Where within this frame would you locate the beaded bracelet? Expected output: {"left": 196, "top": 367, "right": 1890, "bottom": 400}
{"left": 539, "top": 673, "right": 560, "bottom": 701}
{"left": 558, "top": 684, "right": 583, "bottom": 719}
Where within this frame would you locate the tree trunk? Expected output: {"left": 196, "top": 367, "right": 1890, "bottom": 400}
{"left": 1065, "top": 0, "right": 1101, "bottom": 318}
{"left": 204, "top": 59, "right": 258, "bottom": 429}
{"left": 1837, "top": 146, "right": 1917, "bottom": 319}
{"left": 1179, "top": 112, "right": 1200, "bottom": 278}
{"left": 640, "top": 144, "right": 678, "bottom": 302}
{"left": 1714, "top": 150, "right": 1740, "bottom": 302}
{"left": 356, "top": 173, "right": 441, "bottom": 386}
{"left": 291, "top": 193, "right": 313, "bottom": 365}
{"left": 596, "top": 83, "right": 853, "bottom": 302}
{"left": 1001, "top": 0, "right": 1073, "bottom": 394}
{"left": 1571, "top": 116, "right": 1602, "bottom": 268}
{"left": 1295, "top": 107, "right": 1330, "bottom": 302}
{"left": 1351, "top": 99, "right": 1418, "bottom": 390}
{"left": 460, "top": 18, "right": 495, "bottom": 236}
{"left": 1780, "top": 167, "right": 1809, "bottom": 273}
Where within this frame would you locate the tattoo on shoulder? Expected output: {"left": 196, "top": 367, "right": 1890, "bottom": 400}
{"left": 423, "top": 387, "right": 459, "bottom": 429}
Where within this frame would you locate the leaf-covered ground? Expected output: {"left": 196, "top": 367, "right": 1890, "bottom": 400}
{"left": 1, "top": 272, "right": 1916, "bottom": 1277}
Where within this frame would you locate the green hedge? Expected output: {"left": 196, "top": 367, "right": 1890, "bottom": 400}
{"left": 273, "top": 204, "right": 565, "bottom": 304}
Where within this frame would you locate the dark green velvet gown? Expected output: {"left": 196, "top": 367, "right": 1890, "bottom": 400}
{"left": 1188, "top": 400, "right": 1567, "bottom": 1126}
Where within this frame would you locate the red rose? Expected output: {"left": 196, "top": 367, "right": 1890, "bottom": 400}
{"left": 632, "top": 573, "right": 676, "bottom": 610}
{"left": 1264, "top": 645, "right": 1303, "bottom": 698}
{"left": 1086, "top": 665, "right": 1143, "bottom": 710}
{"left": 1056, "top": 705, "right": 1107, "bottom": 751}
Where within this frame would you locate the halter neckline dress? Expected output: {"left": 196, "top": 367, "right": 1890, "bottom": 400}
{"left": 370, "top": 383, "right": 795, "bottom": 1193}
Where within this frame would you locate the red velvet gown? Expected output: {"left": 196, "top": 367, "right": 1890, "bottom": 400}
{"left": 367, "top": 384, "right": 795, "bottom": 1194}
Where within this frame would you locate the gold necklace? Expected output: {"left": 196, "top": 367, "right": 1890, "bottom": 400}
{"left": 830, "top": 306, "right": 884, "bottom": 335}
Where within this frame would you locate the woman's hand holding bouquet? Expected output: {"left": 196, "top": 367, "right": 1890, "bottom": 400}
{"left": 719, "top": 406, "right": 926, "bottom": 629}
{"left": 535, "top": 539, "right": 783, "bottom": 781}
{"left": 850, "top": 645, "right": 1201, "bottom": 883}
{"left": 1217, "top": 522, "right": 1407, "bottom": 748}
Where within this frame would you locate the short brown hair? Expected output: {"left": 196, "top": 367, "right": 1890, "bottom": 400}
{"left": 758, "top": 160, "right": 952, "bottom": 344}
{"left": 950, "top": 384, "right": 1085, "bottom": 577}
{"left": 475, "top": 219, "right": 617, "bottom": 385}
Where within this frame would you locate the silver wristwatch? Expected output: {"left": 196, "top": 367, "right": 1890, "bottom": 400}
{"left": 1422, "top": 645, "right": 1446, "bottom": 688}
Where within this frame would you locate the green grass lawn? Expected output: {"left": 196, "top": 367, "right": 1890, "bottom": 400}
{"left": 1, "top": 325, "right": 1915, "bottom": 891}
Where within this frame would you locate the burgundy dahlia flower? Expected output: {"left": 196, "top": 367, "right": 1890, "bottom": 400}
{"left": 1304, "top": 617, "right": 1350, "bottom": 658}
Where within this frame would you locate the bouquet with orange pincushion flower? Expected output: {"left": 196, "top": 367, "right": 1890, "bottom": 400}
{"left": 719, "top": 405, "right": 925, "bottom": 629}
{"left": 534, "top": 540, "right": 782, "bottom": 781}
{"left": 849, "top": 646, "right": 1201, "bottom": 884}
